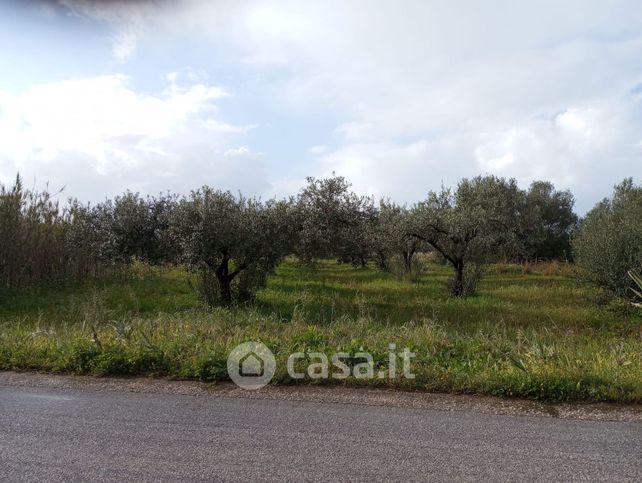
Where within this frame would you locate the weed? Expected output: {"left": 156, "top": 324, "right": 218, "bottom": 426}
{"left": 0, "top": 259, "right": 640, "bottom": 402}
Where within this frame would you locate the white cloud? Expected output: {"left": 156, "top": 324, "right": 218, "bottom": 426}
{"left": 0, "top": 74, "right": 267, "bottom": 200}
{"left": 216, "top": 0, "right": 641, "bottom": 211}
{"left": 59, "top": 0, "right": 158, "bottom": 61}
{"left": 112, "top": 30, "right": 137, "bottom": 61}
{"left": 224, "top": 147, "right": 252, "bottom": 157}
{"left": 268, "top": 176, "right": 307, "bottom": 199}
{"left": 318, "top": 136, "right": 476, "bottom": 203}
{"left": 308, "top": 145, "right": 328, "bottom": 155}
{"left": 21, "top": 1, "right": 642, "bottom": 210}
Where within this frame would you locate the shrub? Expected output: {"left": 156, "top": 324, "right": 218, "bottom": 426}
{"left": 170, "top": 188, "right": 294, "bottom": 306}
{"left": 573, "top": 179, "right": 642, "bottom": 298}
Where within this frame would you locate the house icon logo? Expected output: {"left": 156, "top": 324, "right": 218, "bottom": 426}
{"left": 227, "top": 341, "right": 276, "bottom": 389}
{"left": 239, "top": 351, "right": 264, "bottom": 377}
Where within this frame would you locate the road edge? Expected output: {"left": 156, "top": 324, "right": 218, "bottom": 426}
{"left": 1, "top": 370, "right": 640, "bottom": 423}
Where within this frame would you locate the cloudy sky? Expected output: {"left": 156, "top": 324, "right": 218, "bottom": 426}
{"left": 1, "top": 0, "right": 641, "bottom": 212}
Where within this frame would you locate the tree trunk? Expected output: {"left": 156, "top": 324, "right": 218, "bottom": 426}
{"left": 213, "top": 253, "right": 247, "bottom": 305}
{"left": 403, "top": 252, "right": 412, "bottom": 274}
{"left": 452, "top": 260, "right": 465, "bottom": 296}
{"left": 217, "top": 275, "right": 232, "bottom": 304}
{"left": 215, "top": 254, "right": 233, "bottom": 305}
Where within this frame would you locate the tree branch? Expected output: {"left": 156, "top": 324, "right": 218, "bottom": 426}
{"left": 407, "top": 232, "right": 458, "bottom": 267}
{"left": 228, "top": 261, "right": 248, "bottom": 281}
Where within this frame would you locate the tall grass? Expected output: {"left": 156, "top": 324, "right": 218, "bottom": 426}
{"left": 629, "top": 271, "right": 642, "bottom": 307}
{"left": 1, "top": 260, "right": 640, "bottom": 402}
{"left": 0, "top": 176, "right": 107, "bottom": 291}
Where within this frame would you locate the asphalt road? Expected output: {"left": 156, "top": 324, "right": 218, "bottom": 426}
{"left": 0, "top": 380, "right": 640, "bottom": 481}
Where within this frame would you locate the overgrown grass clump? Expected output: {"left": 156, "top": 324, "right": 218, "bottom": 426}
{"left": 0, "top": 260, "right": 640, "bottom": 403}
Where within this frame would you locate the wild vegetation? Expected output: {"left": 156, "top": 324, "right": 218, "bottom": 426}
{"left": 0, "top": 173, "right": 640, "bottom": 402}
{"left": 0, "top": 259, "right": 640, "bottom": 402}
{"left": 574, "top": 178, "right": 642, "bottom": 298}
{"left": 630, "top": 271, "right": 642, "bottom": 307}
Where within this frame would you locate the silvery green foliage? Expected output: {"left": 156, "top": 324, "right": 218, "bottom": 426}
{"left": 412, "top": 176, "right": 521, "bottom": 296}
{"left": 517, "top": 181, "right": 578, "bottom": 261}
{"left": 574, "top": 178, "right": 642, "bottom": 297}
{"left": 64, "top": 191, "right": 180, "bottom": 270}
{"left": 108, "top": 192, "right": 178, "bottom": 264}
{"left": 0, "top": 170, "right": 589, "bottom": 300}
{"left": 65, "top": 200, "right": 114, "bottom": 269}
{"left": 294, "top": 175, "right": 375, "bottom": 266}
{"left": 372, "top": 201, "right": 424, "bottom": 273}
{"left": 169, "top": 187, "right": 294, "bottom": 305}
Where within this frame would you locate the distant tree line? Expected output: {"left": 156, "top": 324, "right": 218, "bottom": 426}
{"left": 1, "top": 173, "right": 639, "bottom": 305}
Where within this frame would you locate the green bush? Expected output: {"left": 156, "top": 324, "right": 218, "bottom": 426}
{"left": 573, "top": 178, "right": 642, "bottom": 298}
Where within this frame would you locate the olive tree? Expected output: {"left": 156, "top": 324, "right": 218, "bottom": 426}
{"left": 169, "top": 187, "right": 293, "bottom": 305}
{"left": 65, "top": 200, "right": 115, "bottom": 273}
{"left": 517, "top": 181, "right": 577, "bottom": 261}
{"left": 295, "top": 175, "right": 375, "bottom": 265}
{"left": 62, "top": 194, "right": 169, "bottom": 267}
{"left": 573, "top": 178, "right": 642, "bottom": 298}
{"left": 91, "top": 192, "right": 180, "bottom": 264}
{"left": 373, "top": 201, "right": 423, "bottom": 273}
{"left": 411, "top": 176, "right": 520, "bottom": 296}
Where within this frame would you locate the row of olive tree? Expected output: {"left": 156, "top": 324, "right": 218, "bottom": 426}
{"left": 0, "top": 172, "right": 586, "bottom": 302}
{"left": 294, "top": 174, "right": 579, "bottom": 296}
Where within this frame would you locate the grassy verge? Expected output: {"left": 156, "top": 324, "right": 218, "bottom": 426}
{"left": 1, "top": 260, "right": 640, "bottom": 402}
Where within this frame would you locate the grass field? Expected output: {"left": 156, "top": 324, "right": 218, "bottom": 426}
{"left": 1, "top": 259, "right": 640, "bottom": 402}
